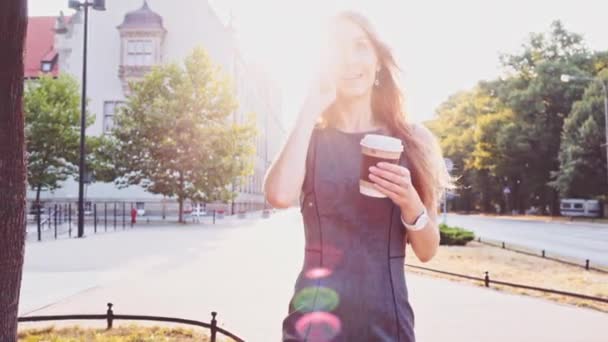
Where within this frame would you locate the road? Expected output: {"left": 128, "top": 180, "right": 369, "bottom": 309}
{"left": 19, "top": 209, "right": 608, "bottom": 341}
{"left": 444, "top": 214, "right": 608, "bottom": 267}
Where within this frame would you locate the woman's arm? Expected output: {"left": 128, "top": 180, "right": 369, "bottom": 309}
{"left": 403, "top": 124, "right": 442, "bottom": 262}
{"left": 263, "top": 71, "right": 336, "bottom": 208}
{"left": 263, "top": 109, "right": 319, "bottom": 208}
{"left": 404, "top": 203, "right": 440, "bottom": 263}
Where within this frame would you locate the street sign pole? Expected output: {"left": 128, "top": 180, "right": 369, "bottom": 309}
{"left": 443, "top": 158, "right": 454, "bottom": 225}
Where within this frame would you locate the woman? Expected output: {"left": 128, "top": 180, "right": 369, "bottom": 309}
{"left": 264, "top": 10, "right": 451, "bottom": 342}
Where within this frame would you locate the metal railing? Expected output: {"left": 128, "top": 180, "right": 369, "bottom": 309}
{"left": 475, "top": 236, "right": 608, "bottom": 273}
{"left": 405, "top": 264, "right": 608, "bottom": 304}
{"left": 26, "top": 200, "right": 270, "bottom": 242}
{"left": 18, "top": 302, "right": 245, "bottom": 341}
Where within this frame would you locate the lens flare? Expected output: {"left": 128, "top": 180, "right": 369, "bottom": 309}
{"left": 293, "top": 286, "right": 340, "bottom": 312}
{"left": 305, "top": 267, "right": 332, "bottom": 279}
{"left": 296, "top": 311, "right": 342, "bottom": 341}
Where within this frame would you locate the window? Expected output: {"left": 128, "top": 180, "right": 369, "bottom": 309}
{"left": 573, "top": 203, "right": 584, "bottom": 209}
{"left": 126, "top": 40, "right": 154, "bottom": 66}
{"left": 103, "top": 101, "right": 125, "bottom": 134}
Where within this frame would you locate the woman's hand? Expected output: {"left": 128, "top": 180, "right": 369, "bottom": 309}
{"left": 301, "top": 71, "right": 336, "bottom": 121}
{"left": 368, "top": 162, "right": 426, "bottom": 223}
{"left": 299, "top": 47, "right": 338, "bottom": 123}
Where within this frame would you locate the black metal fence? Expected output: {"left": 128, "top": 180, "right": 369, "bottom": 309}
{"left": 475, "top": 236, "right": 608, "bottom": 274}
{"left": 26, "top": 200, "right": 271, "bottom": 242}
{"left": 18, "top": 303, "right": 245, "bottom": 341}
{"left": 405, "top": 264, "right": 608, "bottom": 304}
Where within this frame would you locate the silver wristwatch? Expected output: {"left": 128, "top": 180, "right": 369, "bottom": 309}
{"left": 400, "top": 207, "right": 429, "bottom": 231}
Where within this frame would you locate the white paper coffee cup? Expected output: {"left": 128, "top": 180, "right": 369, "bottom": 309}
{"left": 359, "top": 134, "right": 403, "bottom": 198}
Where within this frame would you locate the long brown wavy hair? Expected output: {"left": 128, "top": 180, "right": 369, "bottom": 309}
{"left": 317, "top": 10, "right": 452, "bottom": 211}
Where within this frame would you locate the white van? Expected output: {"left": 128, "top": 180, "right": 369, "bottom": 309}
{"left": 560, "top": 198, "right": 601, "bottom": 218}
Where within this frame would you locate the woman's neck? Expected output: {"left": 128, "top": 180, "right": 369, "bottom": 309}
{"left": 334, "top": 93, "right": 380, "bottom": 132}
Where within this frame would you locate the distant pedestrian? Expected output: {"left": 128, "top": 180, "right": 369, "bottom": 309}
{"left": 131, "top": 206, "right": 137, "bottom": 225}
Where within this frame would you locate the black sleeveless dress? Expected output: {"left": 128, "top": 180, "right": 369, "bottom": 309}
{"left": 281, "top": 126, "right": 416, "bottom": 342}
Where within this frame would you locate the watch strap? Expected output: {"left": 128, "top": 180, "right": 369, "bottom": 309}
{"left": 400, "top": 207, "right": 428, "bottom": 231}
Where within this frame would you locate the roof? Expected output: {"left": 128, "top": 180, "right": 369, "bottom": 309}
{"left": 24, "top": 16, "right": 59, "bottom": 78}
{"left": 118, "top": 0, "right": 165, "bottom": 31}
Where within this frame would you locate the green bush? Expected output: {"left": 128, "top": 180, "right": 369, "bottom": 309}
{"left": 439, "top": 224, "right": 475, "bottom": 246}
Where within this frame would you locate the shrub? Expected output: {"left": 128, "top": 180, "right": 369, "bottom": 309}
{"left": 439, "top": 224, "right": 475, "bottom": 246}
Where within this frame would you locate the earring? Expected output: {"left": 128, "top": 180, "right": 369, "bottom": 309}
{"left": 374, "top": 68, "right": 381, "bottom": 87}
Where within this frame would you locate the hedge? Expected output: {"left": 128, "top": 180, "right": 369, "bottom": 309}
{"left": 439, "top": 223, "right": 475, "bottom": 246}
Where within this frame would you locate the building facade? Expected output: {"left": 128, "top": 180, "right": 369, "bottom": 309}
{"left": 26, "top": 0, "right": 285, "bottom": 214}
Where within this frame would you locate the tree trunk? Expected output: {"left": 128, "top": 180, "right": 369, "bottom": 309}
{"left": 551, "top": 187, "right": 560, "bottom": 216}
{"left": 178, "top": 171, "right": 184, "bottom": 223}
{"left": 480, "top": 171, "right": 492, "bottom": 213}
{"left": 178, "top": 197, "right": 184, "bottom": 223}
{"left": 0, "top": 0, "right": 28, "bottom": 340}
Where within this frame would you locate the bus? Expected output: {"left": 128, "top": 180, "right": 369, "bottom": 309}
{"left": 560, "top": 198, "right": 601, "bottom": 218}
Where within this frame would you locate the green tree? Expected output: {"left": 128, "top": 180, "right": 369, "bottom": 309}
{"left": 471, "top": 106, "right": 525, "bottom": 212}
{"left": 429, "top": 21, "right": 608, "bottom": 215}
{"left": 495, "top": 20, "right": 593, "bottom": 214}
{"left": 111, "top": 47, "right": 256, "bottom": 223}
{"left": 551, "top": 71, "right": 608, "bottom": 199}
{"left": 428, "top": 82, "right": 509, "bottom": 212}
{"left": 24, "top": 74, "right": 96, "bottom": 206}
{"left": 86, "top": 134, "right": 118, "bottom": 183}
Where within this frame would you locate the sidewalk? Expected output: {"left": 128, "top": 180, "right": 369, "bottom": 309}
{"left": 19, "top": 209, "right": 607, "bottom": 341}
{"left": 409, "top": 274, "right": 607, "bottom": 342}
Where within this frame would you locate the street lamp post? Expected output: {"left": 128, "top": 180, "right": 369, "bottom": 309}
{"left": 69, "top": 0, "right": 106, "bottom": 238}
{"left": 561, "top": 73, "right": 608, "bottom": 191}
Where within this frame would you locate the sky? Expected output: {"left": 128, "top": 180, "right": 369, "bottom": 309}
{"left": 30, "top": 0, "right": 608, "bottom": 127}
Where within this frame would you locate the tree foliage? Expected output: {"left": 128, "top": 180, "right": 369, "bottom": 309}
{"left": 24, "top": 74, "right": 92, "bottom": 201}
{"left": 429, "top": 21, "right": 607, "bottom": 214}
{"left": 551, "top": 70, "right": 608, "bottom": 199}
{"left": 109, "top": 47, "right": 257, "bottom": 222}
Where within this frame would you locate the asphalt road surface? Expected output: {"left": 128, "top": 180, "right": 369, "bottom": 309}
{"left": 444, "top": 214, "right": 608, "bottom": 267}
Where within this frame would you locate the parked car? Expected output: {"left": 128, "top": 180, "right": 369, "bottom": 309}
{"left": 136, "top": 202, "right": 146, "bottom": 216}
